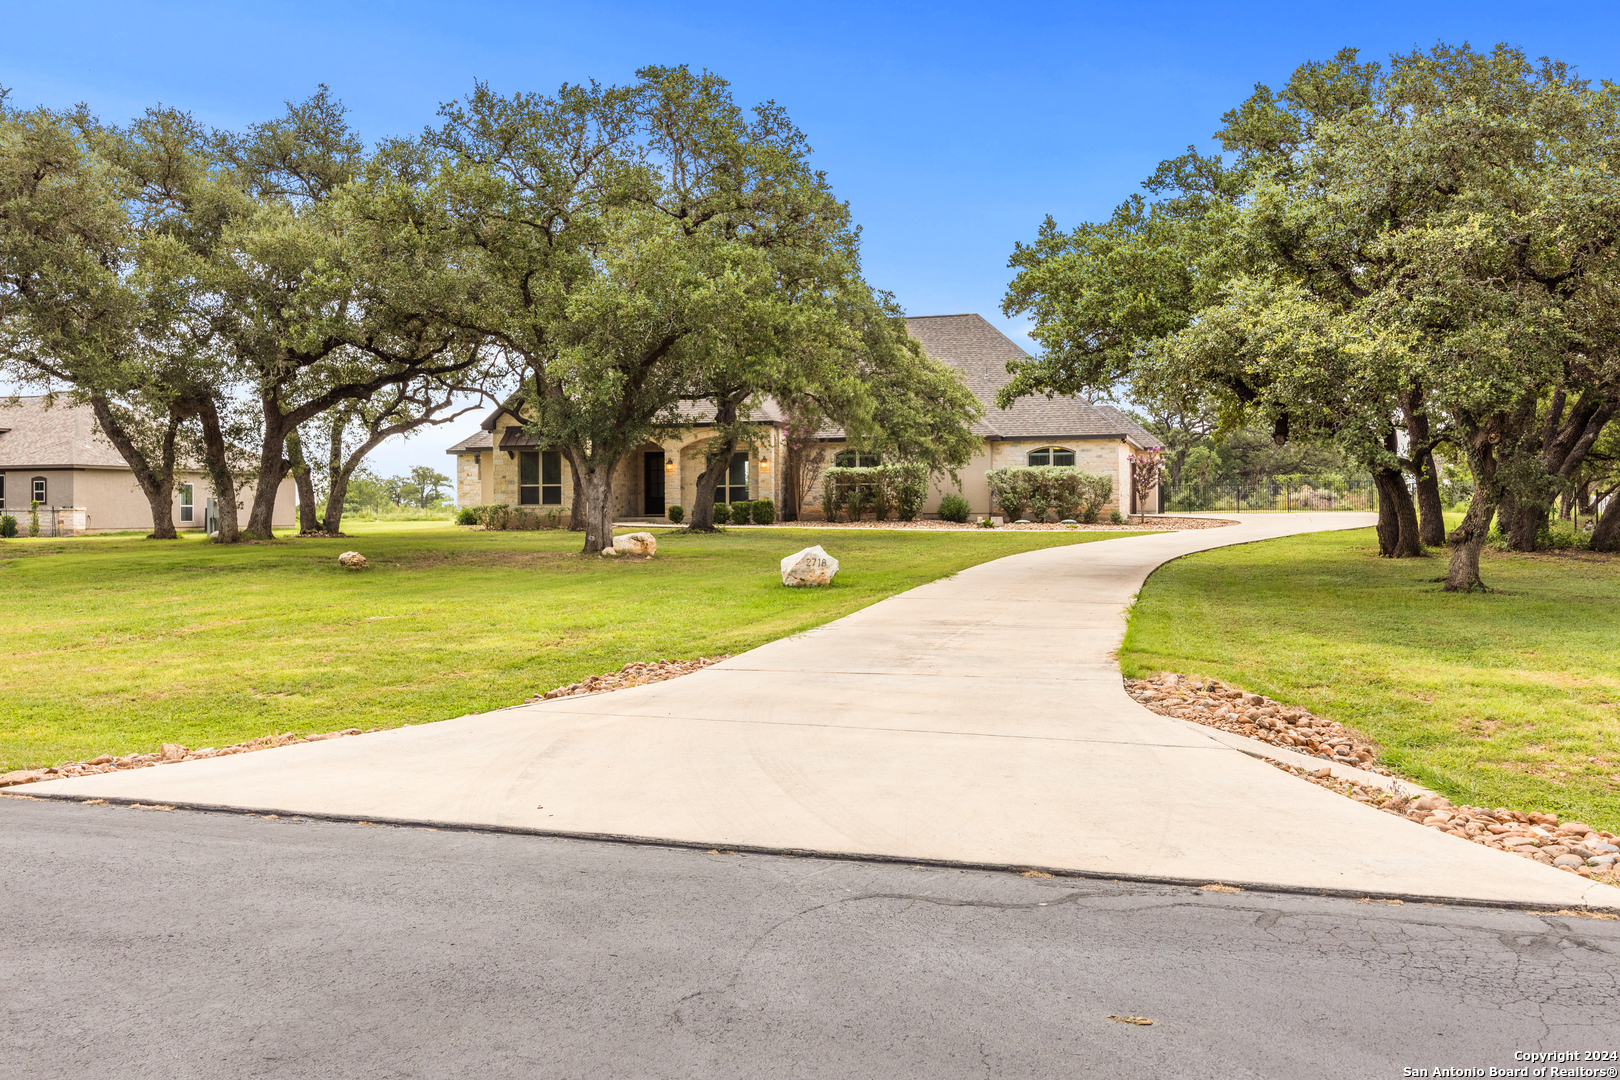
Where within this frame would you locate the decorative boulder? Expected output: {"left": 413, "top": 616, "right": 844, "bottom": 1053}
{"left": 781, "top": 545, "right": 838, "bottom": 587}
{"left": 338, "top": 551, "right": 368, "bottom": 570}
{"left": 614, "top": 532, "right": 658, "bottom": 557}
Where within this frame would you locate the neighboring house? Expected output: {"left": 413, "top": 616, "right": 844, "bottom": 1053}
{"left": 0, "top": 397, "right": 296, "bottom": 535}
{"left": 445, "top": 313, "right": 1160, "bottom": 520}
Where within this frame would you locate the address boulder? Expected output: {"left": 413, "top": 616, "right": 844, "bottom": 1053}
{"left": 781, "top": 545, "right": 838, "bottom": 587}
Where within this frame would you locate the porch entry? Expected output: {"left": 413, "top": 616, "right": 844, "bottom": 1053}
{"left": 643, "top": 452, "right": 666, "bottom": 515}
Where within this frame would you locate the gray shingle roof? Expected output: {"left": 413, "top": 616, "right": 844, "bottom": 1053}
{"left": 905, "top": 315, "right": 1151, "bottom": 444}
{"left": 445, "top": 430, "right": 493, "bottom": 454}
{"left": 0, "top": 397, "right": 132, "bottom": 469}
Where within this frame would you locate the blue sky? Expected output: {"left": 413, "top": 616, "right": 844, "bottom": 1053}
{"left": 6, "top": 2, "right": 1618, "bottom": 475}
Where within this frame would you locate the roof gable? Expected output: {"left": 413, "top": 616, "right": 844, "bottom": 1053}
{"left": 0, "top": 397, "right": 132, "bottom": 469}
{"left": 905, "top": 314, "right": 1152, "bottom": 444}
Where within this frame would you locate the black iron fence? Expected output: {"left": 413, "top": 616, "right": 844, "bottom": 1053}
{"left": 1161, "top": 473, "right": 1380, "bottom": 514}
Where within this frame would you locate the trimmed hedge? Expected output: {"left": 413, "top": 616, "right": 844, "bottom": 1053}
{"left": 985, "top": 466, "right": 1112, "bottom": 523}
{"left": 820, "top": 462, "right": 929, "bottom": 522}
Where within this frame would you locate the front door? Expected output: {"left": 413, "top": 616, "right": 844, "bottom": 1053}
{"left": 643, "top": 452, "right": 666, "bottom": 516}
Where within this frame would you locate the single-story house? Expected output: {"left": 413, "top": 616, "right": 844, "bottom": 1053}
{"left": 445, "top": 313, "right": 1161, "bottom": 520}
{"left": 0, "top": 397, "right": 295, "bottom": 535}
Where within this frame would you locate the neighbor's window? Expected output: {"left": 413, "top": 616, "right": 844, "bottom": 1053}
{"left": 0, "top": 473, "right": 5, "bottom": 510}
{"left": 541, "top": 450, "right": 563, "bottom": 505}
{"left": 32, "top": 476, "right": 46, "bottom": 504}
{"left": 833, "top": 450, "right": 880, "bottom": 468}
{"left": 519, "top": 451, "right": 540, "bottom": 505}
{"left": 1027, "top": 447, "right": 1075, "bottom": 467}
{"left": 179, "top": 483, "right": 195, "bottom": 522}
{"left": 724, "top": 452, "right": 749, "bottom": 503}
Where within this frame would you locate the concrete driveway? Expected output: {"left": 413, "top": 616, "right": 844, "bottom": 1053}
{"left": 25, "top": 513, "right": 1620, "bottom": 910}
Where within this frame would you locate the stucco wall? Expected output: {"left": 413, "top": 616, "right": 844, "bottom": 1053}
{"left": 0, "top": 467, "right": 293, "bottom": 533}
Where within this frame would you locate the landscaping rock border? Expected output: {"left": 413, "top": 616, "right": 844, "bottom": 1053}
{"left": 532, "top": 656, "right": 732, "bottom": 701}
{"left": 1126, "top": 673, "right": 1390, "bottom": 774}
{"left": 0, "top": 729, "right": 381, "bottom": 789}
{"left": 1127, "top": 672, "right": 1620, "bottom": 886}
{"left": 1263, "top": 756, "right": 1620, "bottom": 887}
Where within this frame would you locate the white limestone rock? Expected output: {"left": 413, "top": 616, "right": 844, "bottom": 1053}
{"left": 338, "top": 551, "right": 368, "bottom": 570}
{"left": 781, "top": 545, "right": 838, "bottom": 587}
{"left": 613, "top": 532, "right": 658, "bottom": 557}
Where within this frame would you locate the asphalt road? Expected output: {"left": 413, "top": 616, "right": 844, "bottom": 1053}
{"left": 4, "top": 796, "right": 1618, "bottom": 1080}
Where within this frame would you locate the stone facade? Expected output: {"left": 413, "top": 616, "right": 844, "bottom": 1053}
{"left": 442, "top": 314, "right": 1161, "bottom": 521}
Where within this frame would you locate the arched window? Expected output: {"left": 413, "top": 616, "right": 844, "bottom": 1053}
{"left": 31, "top": 476, "right": 47, "bottom": 504}
{"left": 1027, "top": 447, "right": 1075, "bottom": 467}
{"left": 833, "top": 450, "right": 880, "bottom": 468}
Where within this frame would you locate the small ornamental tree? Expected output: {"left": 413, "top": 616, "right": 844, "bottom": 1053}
{"left": 1129, "top": 446, "right": 1165, "bottom": 517}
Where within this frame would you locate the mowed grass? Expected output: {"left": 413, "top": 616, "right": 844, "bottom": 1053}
{"left": 2, "top": 522, "right": 1151, "bottom": 772}
{"left": 1121, "top": 527, "right": 1620, "bottom": 831}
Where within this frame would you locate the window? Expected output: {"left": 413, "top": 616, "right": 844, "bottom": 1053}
{"left": 833, "top": 450, "right": 880, "bottom": 468}
{"left": 541, "top": 450, "right": 563, "bottom": 505}
{"left": 179, "top": 483, "right": 195, "bottom": 523}
{"left": 1027, "top": 447, "right": 1075, "bottom": 467}
{"left": 520, "top": 450, "right": 564, "bottom": 505}
{"left": 32, "top": 477, "right": 46, "bottom": 505}
{"left": 518, "top": 451, "right": 540, "bottom": 505}
{"left": 723, "top": 452, "right": 749, "bottom": 503}
{"left": 0, "top": 473, "right": 5, "bottom": 510}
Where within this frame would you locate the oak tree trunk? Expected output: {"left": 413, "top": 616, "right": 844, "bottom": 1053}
{"left": 85, "top": 393, "right": 182, "bottom": 540}
{"left": 1414, "top": 449, "right": 1446, "bottom": 548}
{"left": 1372, "top": 464, "right": 1421, "bottom": 557}
{"left": 286, "top": 430, "right": 320, "bottom": 534}
{"left": 569, "top": 467, "right": 585, "bottom": 531}
{"left": 1443, "top": 492, "right": 1496, "bottom": 591}
{"left": 195, "top": 396, "right": 240, "bottom": 544}
{"left": 686, "top": 436, "right": 737, "bottom": 532}
{"left": 568, "top": 449, "right": 621, "bottom": 554}
{"left": 1590, "top": 496, "right": 1620, "bottom": 552}
{"left": 243, "top": 408, "right": 290, "bottom": 539}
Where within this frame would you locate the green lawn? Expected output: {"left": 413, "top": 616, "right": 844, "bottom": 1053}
{"left": 1, "top": 522, "right": 1150, "bottom": 772}
{"left": 1121, "top": 527, "right": 1620, "bottom": 831}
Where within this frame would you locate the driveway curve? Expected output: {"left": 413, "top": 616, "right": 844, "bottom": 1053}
{"left": 28, "top": 513, "right": 1620, "bottom": 910}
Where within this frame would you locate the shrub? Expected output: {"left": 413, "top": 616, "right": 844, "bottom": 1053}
{"left": 712, "top": 502, "right": 731, "bottom": 525}
{"left": 751, "top": 499, "right": 775, "bottom": 525}
{"left": 1109, "top": 509, "right": 1126, "bottom": 525}
{"left": 820, "top": 470, "right": 845, "bottom": 521}
{"left": 730, "top": 500, "right": 752, "bottom": 524}
{"left": 465, "top": 503, "right": 563, "bottom": 531}
{"left": 667, "top": 505, "right": 684, "bottom": 524}
{"left": 1079, "top": 474, "right": 1113, "bottom": 523}
{"left": 986, "top": 468, "right": 1032, "bottom": 521}
{"left": 937, "top": 492, "right": 970, "bottom": 523}
{"left": 887, "top": 463, "right": 929, "bottom": 521}
{"left": 0, "top": 514, "right": 14, "bottom": 538}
